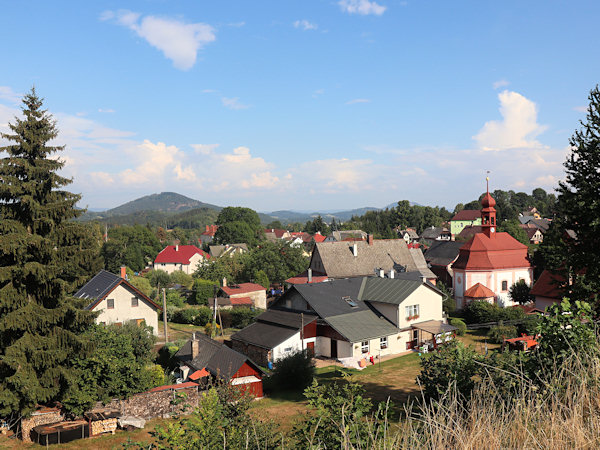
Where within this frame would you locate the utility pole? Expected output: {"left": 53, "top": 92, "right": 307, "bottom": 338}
{"left": 162, "top": 288, "right": 168, "bottom": 344}
{"left": 212, "top": 285, "right": 218, "bottom": 338}
{"left": 301, "top": 313, "right": 304, "bottom": 352}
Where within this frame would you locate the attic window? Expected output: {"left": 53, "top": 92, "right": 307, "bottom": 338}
{"left": 342, "top": 296, "right": 358, "bottom": 308}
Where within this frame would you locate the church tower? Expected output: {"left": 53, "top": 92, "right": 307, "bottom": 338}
{"left": 481, "top": 177, "right": 496, "bottom": 239}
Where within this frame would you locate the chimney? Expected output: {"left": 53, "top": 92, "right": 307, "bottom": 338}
{"left": 389, "top": 269, "right": 394, "bottom": 279}
{"left": 352, "top": 243, "right": 358, "bottom": 257}
{"left": 367, "top": 234, "right": 374, "bottom": 246}
{"left": 120, "top": 266, "right": 127, "bottom": 280}
{"left": 175, "top": 245, "right": 179, "bottom": 252}
{"left": 308, "top": 268, "right": 313, "bottom": 283}
{"left": 191, "top": 332, "right": 200, "bottom": 358}
{"left": 379, "top": 268, "right": 384, "bottom": 278}
{"left": 222, "top": 277, "right": 227, "bottom": 287}
{"left": 421, "top": 276, "right": 427, "bottom": 284}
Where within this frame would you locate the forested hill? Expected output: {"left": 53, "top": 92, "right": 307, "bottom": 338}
{"left": 103, "top": 192, "right": 222, "bottom": 216}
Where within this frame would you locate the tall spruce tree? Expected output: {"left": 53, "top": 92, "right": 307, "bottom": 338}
{"left": 550, "top": 85, "right": 600, "bottom": 301}
{"left": 0, "top": 89, "right": 99, "bottom": 416}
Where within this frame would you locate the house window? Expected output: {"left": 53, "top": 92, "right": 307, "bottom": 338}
{"left": 131, "top": 297, "right": 138, "bottom": 307}
{"left": 107, "top": 298, "right": 114, "bottom": 309}
{"left": 405, "top": 304, "right": 419, "bottom": 320}
{"left": 380, "top": 337, "right": 388, "bottom": 349}
{"left": 361, "top": 341, "right": 369, "bottom": 353}
{"left": 413, "top": 329, "right": 419, "bottom": 340}
{"left": 501, "top": 281, "right": 508, "bottom": 291}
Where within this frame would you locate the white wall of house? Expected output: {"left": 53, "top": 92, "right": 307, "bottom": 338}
{"left": 396, "top": 284, "right": 444, "bottom": 329}
{"left": 535, "top": 296, "right": 558, "bottom": 312}
{"left": 92, "top": 284, "right": 159, "bottom": 335}
{"left": 369, "top": 301, "right": 400, "bottom": 326}
{"left": 349, "top": 332, "right": 409, "bottom": 359}
{"left": 230, "top": 291, "right": 267, "bottom": 309}
{"left": 154, "top": 253, "right": 206, "bottom": 275}
{"left": 454, "top": 267, "right": 533, "bottom": 309}
{"left": 272, "top": 332, "right": 316, "bottom": 361}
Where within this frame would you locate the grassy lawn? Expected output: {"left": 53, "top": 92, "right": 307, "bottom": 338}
{"left": 157, "top": 321, "right": 239, "bottom": 345}
{"left": 457, "top": 329, "right": 501, "bottom": 353}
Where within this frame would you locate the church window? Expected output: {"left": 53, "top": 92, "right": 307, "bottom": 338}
{"left": 501, "top": 281, "right": 508, "bottom": 291}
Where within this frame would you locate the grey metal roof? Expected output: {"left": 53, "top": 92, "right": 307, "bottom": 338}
{"left": 424, "top": 241, "right": 464, "bottom": 267}
{"left": 230, "top": 322, "right": 299, "bottom": 349}
{"left": 293, "top": 278, "right": 368, "bottom": 318}
{"left": 256, "top": 309, "right": 318, "bottom": 328}
{"left": 326, "top": 310, "right": 399, "bottom": 342}
{"left": 176, "top": 333, "right": 256, "bottom": 380}
{"left": 412, "top": 320, "right": 457, "bottom": 335}
{"left": 74, "top": 270, "right": 121, "bottom": 303}
{"left": 358, "top": 277, "right": 423, "bottom": 305}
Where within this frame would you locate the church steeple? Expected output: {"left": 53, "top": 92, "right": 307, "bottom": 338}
{"left": 481, "top": 176, "right": 496, "bottom": 238}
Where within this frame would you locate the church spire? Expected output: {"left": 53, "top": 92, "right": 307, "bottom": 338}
{"left": 481, "top": 176, "right": 497, "bottom": 238}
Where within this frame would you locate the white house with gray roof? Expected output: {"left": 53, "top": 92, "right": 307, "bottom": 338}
{"left": 231, "top": 277, "right": 454, "bottom": 368}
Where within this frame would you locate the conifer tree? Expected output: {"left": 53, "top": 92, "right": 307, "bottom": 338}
{"left": 0, "top": 88, "right": 99, "bottom": 416}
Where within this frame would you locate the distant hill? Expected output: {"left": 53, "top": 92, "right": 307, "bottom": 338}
{"left": 266, "top": 207, "right": 381, "bottom": 224}
{"left": 105, "top": 192, "right": 221, "bottom": 216}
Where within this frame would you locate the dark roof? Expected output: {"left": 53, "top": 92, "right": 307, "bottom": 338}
{"left": 530, "top": 270, "right": 565, "bottom": 300}
{"left": 325, "top": 310, "right": 399, "bottom": 342}
{"left": 358, "top": 278, "right": 426, "bottom": 305}
{"left": 256, "top": 309, "right": 318, "bottom": 328}
{"left": 231, "top": 322, "right": 298, "bottom": 349}
{"left": 74, "top": 270, "right": 161, "bottom": 311}
{"left": 424, "top": 241, "right": 464, "bottom": 266}
{"left": 292, "top": 278, "right": 368, "bottom": 318}
{"left": 457, "top": 225, "right": 482, "bottom": 240}
{"left": 74, "top": 270, "right": 121, "bottom": 301}
{"left": 451, "top": 210, "right": 481, "bottom": 221}
{"left": 176, "top": 333, "right": 260, "bottom": 380}
{"left": 420, "top": 227, "right": 450, "bottom": 239}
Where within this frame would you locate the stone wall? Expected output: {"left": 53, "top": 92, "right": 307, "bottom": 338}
{"left": 21, "top": 408, "right": 64, "bottom": 443}
{"left": 231, "top": 340, "right": 270, "bottom": 367}
{"left": 103, "top": 385, "right": 200, "bottom": 420}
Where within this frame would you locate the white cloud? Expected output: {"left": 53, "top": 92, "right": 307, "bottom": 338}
{"left": 192, "top": 143, "right": 220, "bottom": 154}
{"left": 103, "top": 10, "right": 216, "bottom": 70}
{"left": 573, "top": 105, "right": 588, "bottom": 113}
{"left": 312, "top": 89, "right": 325, "bottom": 98}
{"left": 293, "top": 158, "right": 375, "bottom": 193}
{"left": 493, "top": 79, "right": 509, "bottom": 90}
{"left": 221, "top": 97, "right": 250, "bottom": 110}
{"left": 473, "top": 90, "right": 548, "bottom": 151}
{"left": 0, "top": 86, "right": 22, "bottom": 104}
{"left": 346, "top": 98, "right": 370, "bottom": 105}
{"left": 339, "top": 0, "right": 386, "bottom": 16}
{"left": 294, "top": 20, "right": 318, "bottom": 31}
{"left": 98, "top": 108, "right": 115, "bottom": 113}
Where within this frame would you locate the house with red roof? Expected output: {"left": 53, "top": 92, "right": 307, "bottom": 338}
{"left": 154, "top": 245, "right": 210, "bottom": 275}
{"left": 452, "top": 184, "right": 533, "bottom": 309}
{"left": 200, "top": 225, "right": 219, "bottom": 246}
{"left": 220, "top": 281, "right": 267, "bottom": 309}
{"left": 530, "top": 270, "right": 565, "bottom": 311}
{"left": 450, "top": 209, "right": 482, "bottom": 237}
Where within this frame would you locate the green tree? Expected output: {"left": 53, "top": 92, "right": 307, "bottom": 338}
{"left": 0, "top": 89, "right": 99, "bottom": 416}
{"left": 191, "top": 279, "right": 220, "bottom": 306}
{"left": 509, "top": 279, "right": 534, "bottom": 305}
{"left": 551, "top": 86, "right": 600, "bottom": 300}
{"left": 265, "top": 220, "right": 284, "bottom": 229}
{"left": 254, "top": 269, "right": 270, "bottom": 289}
{"left": 169, "top": 270, "right": 193, "bottom": 289}
{"left": 498, "top": 219, "right": 530, "bottom": 246}
{"left": 62, "top": 323, "right": 158, "bottom": 416}
{"left": 214, "top": 206, "right": 264, "bottom": 246}
{"left": 303, "top": 215, "right": 330, "bottom": 235}
{"left": 129, "top": 276, "right": 153, "bottom": 297}
{"left": 242, "top": 241, "right": 309, "bottom": 284}
{"left": 194, "top": 253, "right": 246, "bottom": 284}
{"left": 101, "top": 224, "right": 162, "bottom": 272}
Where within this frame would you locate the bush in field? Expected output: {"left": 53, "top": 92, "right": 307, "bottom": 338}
{"left": 172, "top": 307, "right": 211, "bottom": 325}
{"left": 450, "top": 318, "right": 467, "bottom": 336}
{"left": 230, "top": 307, "right": 262, "bottom": 329}
{"left": 165, "top": 304, "right": 179, "bottom": 322}
{"left": 487, "top": 325, "right": 518, "bottom": 344}
{"left": 463, "top": 300, "right": 525, "bottom": 324}
{"left": 193, "top": 307, "right": 213, "bottom": 327}
{"left": 270, "top": 351, "right": 315, "bottom": 391}
{"left": 169, "top": 270, "right": 194, "bottom": 289}
{"left": 192, "top": 278, "right": 220, "bottom": 305}
{"left": 517, "top": 315, "right": 541, "bottom": 335}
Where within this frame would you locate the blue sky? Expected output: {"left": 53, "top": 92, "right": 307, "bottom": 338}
{"left": 1, "top": 0, "right": 598, "bottom": 212}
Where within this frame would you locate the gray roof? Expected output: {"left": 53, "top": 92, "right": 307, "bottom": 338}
{"left": 327, "top": 230, "right": 368, "bottom": 241}
{"left": 400, "top": 229, "right": 419, "bottom": 239}
{"left": 424, "top": 241, "right": 464, "bottom": 267}
{"left": 256, "top": 309, "right": 318, "bottom": 328}
{"left": 420, "top": 227, "right": 449, "bottom": 240}
{"left": 358, "top": 278, "right": 423, "bottom": 305}
{"left": 293, "top": 278, "right": 369, "bottom": 318}
{"left": 409, "top": 248, "right": 436, "bottom": 278}
{"left": 412, "top": 320, "right": 457, "bottom": 335}
{"left": 312, "top": 239, "right": 434, "bottom": 279}
{"left": 209, "top": 243, "right": 248, "bottom": 258}
{"left": 74, "top": 270, "right": 121, "bottom": 302}
{"left": 230, "top": 322, "right": 298, "bottom": 349}
{"left": 176, "top": 333, "right": 259, "bottom": 380}
{"left": 325, "top": 310, "right": 399, "bottom": 342}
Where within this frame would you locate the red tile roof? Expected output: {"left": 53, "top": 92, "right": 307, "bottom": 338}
{"left": 265, "top": 229, "right": 288, "bottom": 238}
{"left": 313, "top": 233, "right": 326, "bottom": 243}
{"left": 452, "top": 232, "right": 530, "bottom": 270}
{"left": 464, "top": 282, "right": 496, "bottom": 298}
{"left": 285, "top": 273, "right": 329, "bottom": 284}
{"left": 201, "top": 225, "right": 219, "bottom": 236}
{"left": 221, "top": 283, "right": 265, "bottom": 296}
{"left": 154, "top": 245, "right": 209, "bottom": 264}
{"left": 189, "top": 368, "right": 210, "bottom": 380}
{"left": 451, "top": 210, "right": 481, "bottom": 221}
{"left": 230, "top": 296, "right": 253, "bottom": 306}
{"left": 530, "top": 270, "right": 565, "bottom": 300}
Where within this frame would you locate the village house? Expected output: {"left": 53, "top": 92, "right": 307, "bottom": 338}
{"left": 208, "top": 243, "right": 248, "bottom": 258}
{"left": 308, "top": 235, "right": 436, "bottom": 283}
{"left": 452, "top": 186, "right": 533, "bottom": 309}
{"left": 449, "top": 210, "right": 482, "bottom": 237}
{"left": 199, "top": 224, "right": 219, "bottom": 245}
{"left": 285, "top": 268, "right": 329, "bottom": 285}
{"left": 424, "top": 240, "right": 464, "bottom": 287}
{"left": 231, "top": 277, "right": 454, "bottom": 368}
{"left": 419, "top": 226, "right": 452, "bottom": 246}
{"left": 397, "top": 228, "right": 419, "bottom": 244}
{"left": 530, "top": 270, "right": 565, "bottom": 311}
{"left": 153, "top": 244, "right": 210, "bottom": 275}
{"left": 519, "top": 224, "right": 544, "bottom": 244}
{"left": 74, "top": 268, "right": 161, "bottom": 335}
{"left": 175, "top": 332, "right": 264, "bottom": 398}
{"left": 325, "top": 229, "right": 368, "bottom": 242}
{"left": 220, "top": 281, "right": 267, "bottom": 309}
{"left": 264, "top": 228, "right": 291, "bottom": 242}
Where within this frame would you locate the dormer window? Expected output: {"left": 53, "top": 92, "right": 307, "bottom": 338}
{"left": 342, "top": 296, "right": 358, "bottom": 308}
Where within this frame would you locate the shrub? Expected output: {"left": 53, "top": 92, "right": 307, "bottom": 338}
{"left": 193, "top": 307, "right": 212, "bottom": 327}
{"left": 463, "top": 301, "right": 500, "bottom": 324}
{"left": 270, "top": 351, "right": 315, "bottom": 391}
{"left": 166, "top": 290, "right": 185, "bottom": 308}
{"left": 157, "top": 343, "right": 182, "bottom": 371}
{"left": 487, "top": 325, "right": 518, "bottom": 344}
{"left": 192, "top": 278, "right": 220, "bottom": 305}
{"left": 230, "top": 307, "right": 262, "bottom": 329}
{"left": 172, "top": 307, "right": 211, "bottom": 325}
{"left": 450, "top": 318, "right": 467, "bottom": 336}
{"left": 129, "top": 276, "right": 153, "bottom": 297}
{"left": 517, "top": 315, "right": 541, "bottom": 335}
{"left": 169, "top": 270, "right": 194, "bottom": 289}
{"left": 165, "top": 304, "right": 179, "bottom": 322}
